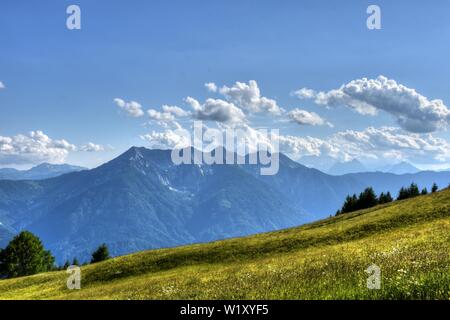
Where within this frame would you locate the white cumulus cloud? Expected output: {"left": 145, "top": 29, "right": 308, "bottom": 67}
{"left": 292, "top": 88, "right": 315, "bottom": 99}
{"left": 138, "top": 122, "right": 450, "bottom": 166}
{"left": 278, "top": 126, "right": 450, "bottom": 165}
{"left": 80, "top": 142, "right": 105, "bottom": 152}
{"left": 145, "top": 105, "right": 190, "bottom": 130}
{"left": 161, "top": 105, "right": 190, "bottom": 117}
{"left": 186, "top": 97, "right": 246, "bottom": 124}
{"left": 114, "top": 98, "right": 145, "bottom": 117}
{"left": 219, "top": 80, "right": 283, "bottom": 115}
{"left": 0, "top": 131, "right": 77, "bottom": 165}
{"left": 141, "top": 129, "right": 191, "bottom": 150}
{"left": 330, "top": 126, "right": 450, "bottom": 163}
{"left": 147, "top": 109, "right": 175, "bottom": 122}
{"left": 287, "top": 108, "right": 332, "bottom": 127}
{"left": 294, "top": 76, "right": 450, "bottom": 133}
{"left": 204, "top": 82, "right": 218, "bottom": 92}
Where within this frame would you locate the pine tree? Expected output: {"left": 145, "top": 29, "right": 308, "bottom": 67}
{"left": 379, "top": 191, "right": 393, "bottom": 204}
{"left": 72, "top": 258, "right": 79, "bottom": 266}
{"left": 386, "top": 191, "right": 393, "bottom": 203}
{"left": 341, "top": 194, "right": 358, "bottom": 213}
{"left": 421, "top": 187, "right": 428, "bottom": 195}
{"left": 379, "top": 192, "right": 385, "bottom": 203}
{"left": 91, "top": 244, "right": 110, "bottom": 264}
{"left": 338, "top": 187, "right": 381, "bottom": 215}
{"left": 431, "top": 183, "right": 438, "bottom": 193}
{"left": 397, "top": 187, "right": 407, "bottom": 200}
{"left": 63, "top": 260, "right": 70, "bottom": 269}
{"left": 408, "top": 183, "right": 420, "bottom": 197}
{"left": 358, "top": 187, "right": 378, "bottom": 209}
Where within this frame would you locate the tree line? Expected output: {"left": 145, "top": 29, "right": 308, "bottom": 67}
{"left": 0, "top": 231, "right": 111, "bottom": 279}
{"left": 336, "top": 182, "right": 441, "bottom": 216}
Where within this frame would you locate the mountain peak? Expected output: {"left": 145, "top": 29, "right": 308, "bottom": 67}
{"left": 0, "top": 162, "right": 86, "bottom": 180}
{"left": 30, "top": 162, "right": 86, "bottom": 172}
{"left": 387, "top": 161, "right": 419, "bottom": 175}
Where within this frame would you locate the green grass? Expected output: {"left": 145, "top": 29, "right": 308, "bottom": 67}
{"left": 0, "top": 189, "right": 449, "bottom": 300}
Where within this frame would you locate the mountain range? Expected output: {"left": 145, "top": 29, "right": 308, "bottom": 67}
{"left": 379, "top": 161, "right": 420, "bottom": 174}
{"left": 0, "top": 147, "right": 449, "bottom": 263}
{"left": 0, "top": 223, "right": 14, "bottom": 248}
{"left": 300, "top": 158, "right": 421, "bottom": 175}
{"left": 0, "top": 163, "right": 86, "bottom": 180}
{"left": 326, "top": 159, "right": 367, "bottom": 175}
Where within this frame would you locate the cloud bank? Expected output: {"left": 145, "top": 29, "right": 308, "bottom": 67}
{"left": 0, "top": 131, "right": 76, "bottom": 165}
{"left": 294, "top": 76, "right": 450, "bottom": 133}
{"left": 80, "top": 142, "right": 105, "bottom": 152}
{"left": 115, "top": 78, "right": 450, "bottom": 168}
{"left": 0, "top": 131, "right": 105, "bottom": 166}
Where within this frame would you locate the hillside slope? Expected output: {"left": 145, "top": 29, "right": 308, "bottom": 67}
{"left": 0, "top": 163, "right": 86, "bottom": 180}
{"left": 0, "top": 188, "right": 449, "bottom": 300}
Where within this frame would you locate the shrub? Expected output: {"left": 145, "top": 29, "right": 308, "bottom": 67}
{"left": 91, "top": 244, "right": 110, "bottom": 264}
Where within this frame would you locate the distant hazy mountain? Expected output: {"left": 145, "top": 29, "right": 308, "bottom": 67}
{"left": 1, "top": 147, "right": 449, "bottom": 263}
{"left": 297, "top": 155, "right": 336, "bottom": 172}
{"left": 327, "top": 159, "right": 367, "bottom": 175}
{"left": 0, "top": 163, "right": 86, "bottom": 180}
{"left": 379, "top": 161, "right": 420, "bottom": 175}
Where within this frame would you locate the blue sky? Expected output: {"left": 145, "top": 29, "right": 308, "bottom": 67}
{"left": 1, "top": 0, "right": 450, "bottom": 170}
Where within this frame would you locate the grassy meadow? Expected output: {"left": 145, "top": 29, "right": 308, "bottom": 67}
{"left": 0, "top": 188, "right": 449, "bottom": 299}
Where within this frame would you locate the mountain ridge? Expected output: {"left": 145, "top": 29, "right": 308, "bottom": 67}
{"left": 383, "top": 161, "right": 420, "bottom": 174}
{"left": 0, "top": 163, "right": 86, "bottom": 181}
